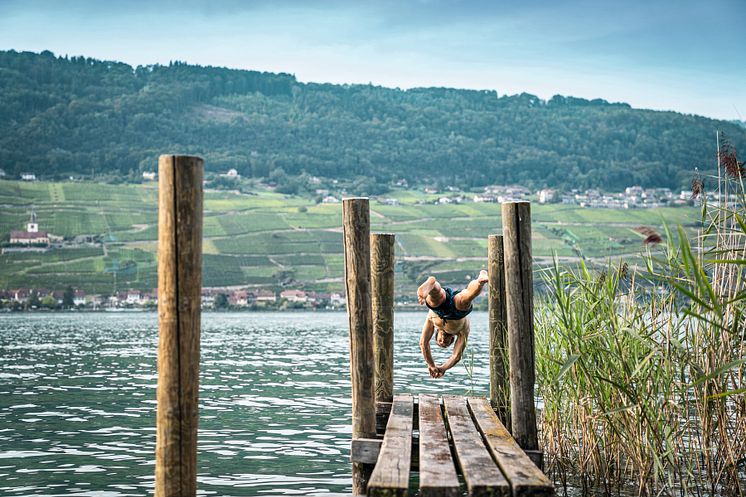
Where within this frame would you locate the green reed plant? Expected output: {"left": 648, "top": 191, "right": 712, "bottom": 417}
{"left": 536, "top": 134, "right": 745, "bottom": 496}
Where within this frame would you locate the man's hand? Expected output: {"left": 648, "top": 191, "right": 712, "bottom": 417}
{"left": 428, "top": 365, "right": 445, "bottom": 378}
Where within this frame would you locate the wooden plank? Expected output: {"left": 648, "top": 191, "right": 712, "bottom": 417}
{"left": 343, "top": 198, "right": 376, "bottom": 495}
{"left": 418, "top": 394, "right": 459, "bottom": 497}
{"left": 371, "top": 233, "right": 395, "bottom": 404}
{"left": 368, "top": 394, "right": 414, "bottom": 497}
{"left": 501, "top": 202, "right": 538, "bottom": 451}
{"left": 488, "top": 234, "right": 510, "bottom": 428}
{"left": 468, "top": 398, "right": 554, "bottom": 497}
{"left": 443, "top": 396, "right": 510, "bottom": 497}
{"left": 155, "top": 155, "right": 203, "bottom": 497}
{"left": 376, "top": 401, "right": 392, "bottom": 436}
{"left": 352, "top": 438, "right": 382, "bottom": 464}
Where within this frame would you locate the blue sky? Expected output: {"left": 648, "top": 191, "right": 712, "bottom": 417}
{"left": 0, "top": 0, "right": 744, "bottom": 120}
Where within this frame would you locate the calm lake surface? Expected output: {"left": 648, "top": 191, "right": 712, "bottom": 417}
{"left": 0, "top": 312, "right": 492, "bottom": 496}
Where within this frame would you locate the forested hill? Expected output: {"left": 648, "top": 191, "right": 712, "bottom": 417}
{"left": 1, "top": 50, "right": 743, "bottom": 192}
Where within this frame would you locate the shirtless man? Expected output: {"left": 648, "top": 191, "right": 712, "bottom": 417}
{"left": 417, "top": 270, "right": 488, "bottom": 378}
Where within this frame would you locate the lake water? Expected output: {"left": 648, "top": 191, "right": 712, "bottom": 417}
{"left": 0, "top": 312, "right": 492, "bottom": 496}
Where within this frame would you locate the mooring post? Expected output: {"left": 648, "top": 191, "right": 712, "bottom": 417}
{"left": 501, "top": 202, "right": 539, "bottom": 458}
{"left": 155, "top": 155, "right": 204, "bottom": 497}
{"left": 487, "top": 234, "right": 510, "bottom": 429}
{"left": 342, "top": 198, "right": 376, "bottom": 496}
{"left": 371, "top": 234, "right": 395, "bottom": 434}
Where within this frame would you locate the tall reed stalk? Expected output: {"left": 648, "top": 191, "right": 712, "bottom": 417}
{"left": 536, "top": 134, "right": 746, "bottom": 496}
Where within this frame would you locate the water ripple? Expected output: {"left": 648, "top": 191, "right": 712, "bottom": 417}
{"left": 0, "top": 311, "right": 489, "bottom": 496}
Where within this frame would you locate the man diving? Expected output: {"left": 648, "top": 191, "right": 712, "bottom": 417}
{"left": 417, "top": 270, "right": 488, "bottom": 378}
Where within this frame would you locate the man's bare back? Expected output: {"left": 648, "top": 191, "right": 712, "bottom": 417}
{"left": 418, "top": 270, "right": 488, "bottom": 378}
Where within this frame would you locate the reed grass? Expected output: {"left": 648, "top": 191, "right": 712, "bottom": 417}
{"left": 535, "top": 134, "right": 746, "bottom": 496}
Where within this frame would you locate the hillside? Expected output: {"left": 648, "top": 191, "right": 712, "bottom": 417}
{"left": 1, "top": 50, "right": 744, "bottom": 191}
{"left": 0, "top": 179, "right": 699, "bottom": 295}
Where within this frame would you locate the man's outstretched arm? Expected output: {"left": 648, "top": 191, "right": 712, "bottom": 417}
{"left": 418, "top": 318, "right": 441, "bottom": 378}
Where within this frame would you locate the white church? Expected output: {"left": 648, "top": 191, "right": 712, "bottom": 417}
{"left": 9, "top": 212, "right": 50, "bottom": 246}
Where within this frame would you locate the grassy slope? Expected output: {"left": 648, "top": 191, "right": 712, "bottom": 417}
{"left": 0, "top": 180, "right": 699, "bottom": 295}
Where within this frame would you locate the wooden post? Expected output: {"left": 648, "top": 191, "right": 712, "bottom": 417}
{"left": 371, "top": 233, "right": 395, "bottom": 405}
{"left": 155, "top": 155, "right": 204, "bottom": 497}
{"left": 501, "top": 202, "right": 539, "bottom": 452}
{"left": 343, "top": 198, "right": 376, "bottom": 496}
{"left": 488, "top": 234, "right": 510, "bottom": 429}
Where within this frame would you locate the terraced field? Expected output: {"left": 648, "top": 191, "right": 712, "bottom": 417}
{"left": 0, "top": 180, "right": 700, "bottom": 295}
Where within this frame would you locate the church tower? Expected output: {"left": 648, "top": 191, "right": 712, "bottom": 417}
{"left": 27, "top": 212, "right": 38, "bottom": 233}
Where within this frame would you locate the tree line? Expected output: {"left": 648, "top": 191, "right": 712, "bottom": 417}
{"left": 1, "top": 49, "right": 743, "bottom": 191}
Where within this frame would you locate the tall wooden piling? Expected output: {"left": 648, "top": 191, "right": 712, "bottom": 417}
{"left": 501, "top": 202, "right": 538, "bottom": 452}
{"left": 155, "top": 155, "right": 204, "bottom": 497}
{"left": 487, "top": 234, "right": 510, "bottom": 428}
{"left": 371, "top": 233, "right": 395, "bottom": 404}
{"left": 342, "top": 198, "right": 376, "bottom": 495}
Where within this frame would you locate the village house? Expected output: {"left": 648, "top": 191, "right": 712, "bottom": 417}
{"left": 322, "top": 195, "right": 340, "bottom": 204}
{"left": 73, "top": 290, "right": 87, "bottom": 307}
{"left": 254, "top": 289, "right": 276, "bottom": 304}
{"left": 473, "top": 194, "right": 497, "bottom": 203}
{"left": 20, "top": 173, "right": 36, "bottom": 181}
{"left": 280, "top": 289, "right": 309, "bottom": 303}
{"left": 126, "top": 290, "right": 142, "bottom": 305}
{"left": 229, "top": 290, "right": 250, "bottom": 307}
{"left": 330, "top": 293, "right": 345, "bottom": 307}
{"left": 142, "top": 172, "right": 156, "bottom": 181}
{"left": 538, "top": 189, "right": 558, "bottom": 204}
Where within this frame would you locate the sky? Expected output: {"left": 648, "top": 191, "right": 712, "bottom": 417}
{"left": 0, "top": 0, "right": 744, "bottom": 120}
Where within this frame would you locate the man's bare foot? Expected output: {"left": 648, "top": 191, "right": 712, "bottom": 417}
{"left": 417, "top": 276, "right": 440, "bottom": 305}
{"left": 477, "top": 270, "right": 488, "bottom": 285}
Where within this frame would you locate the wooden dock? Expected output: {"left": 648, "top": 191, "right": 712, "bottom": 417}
{"left": 353, "top": 395, "right": 553, "bottom": 497}
{"left": 342, "top": 198, "right": 554, "bottom": 497}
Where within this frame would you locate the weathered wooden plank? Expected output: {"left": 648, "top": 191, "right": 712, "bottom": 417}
{"left": 443, "top": 396, "right": 510, "bottom": 497}
{"left": 371, "top": 233, "right": 395, "bottom": 404}
{"left": 376, "top": 401, "right": 392, "bottom": 436}
{"left": 343, "top": 198, "right": 376, "bottom": 495}
{"left": 488, "top": 234, "right": 510, "bottom": 428}
{"left": 155, "top": 155, "right": 203, "bottom": 497}
{"left": 468, "top": 398, "right": 553, "bottom": 497}
{"left": 352, "top": 438, "right": 383, "bottom": 464}
{"left": 418, "top": 394, "right": 459, "bottom": 497}
{"left": 501, "top": 202, "right": 538, "bottom": 451}
{"left": 368, "top": 394, "right": 414, "bottom": 497}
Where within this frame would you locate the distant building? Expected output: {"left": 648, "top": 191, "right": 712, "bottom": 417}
{"left": 9, "top": 212, "right": 49, "bottom": 246}
{"left": 73, "top": 290, "right": 87, "bottom": 307}
{"left": 473, "top": 194, "right": 497, "bottom": 203}
{"left": 126, "top": 290, "right": 142, "bottom": 305}
{"left": 281, "top": 289, "right": 308, "bottom": 303}
{"left": 330, "top": 293, "right": 345, "bottom": 306}
{"left": 229, "top": 290, "right": 250, "bottom": 307}
{"left": 538, "top": 189, "right": 558, "bottom": 204}
{"left": 142, "top": 172, "right": 156, "bottom": 181}
{"left": 20, "top": 173, "right": 36, "bottom": 181}
{"left": 322, "top": 195, "right": 340, "bottom": 204}
{"left": 255, "top": 290, "right": 276, "bottom": 304}
{"left": 223, "top": 169, "right": 240, "bottom": 178}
